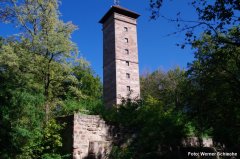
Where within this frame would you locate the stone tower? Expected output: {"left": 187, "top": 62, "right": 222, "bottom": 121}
{"left": 99, "top": 6, "right": 140, "bottom": 108}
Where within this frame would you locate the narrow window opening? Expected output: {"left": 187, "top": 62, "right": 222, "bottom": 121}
{"left": 126, "top": 73, "right": 130, "bottom": 79}
{"left": 124, "top": 27, "right": 128, "bottom": 32}
{"left": 124, "top": 38, "right": 128, "bottom": 43}
{"left": 125, "top": 49, "right": 129, "bottom": 55}
{"left": 126, "top": 61, "right": 130, "bottom": 66}
{"left": 127, "top": 86, "right": 131, "bottom": 92}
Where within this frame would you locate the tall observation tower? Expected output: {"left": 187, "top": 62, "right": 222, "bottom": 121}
{"left": 99, "top": 5, "right": 141, "bottom": 108}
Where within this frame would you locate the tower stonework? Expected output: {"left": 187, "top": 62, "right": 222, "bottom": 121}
{"left": 100, "top": 6, "right": 141, "bottom": 108}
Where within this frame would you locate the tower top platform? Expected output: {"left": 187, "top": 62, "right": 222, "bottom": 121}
{"left": 99, "top": 5, "right": 140, "bottom": 24}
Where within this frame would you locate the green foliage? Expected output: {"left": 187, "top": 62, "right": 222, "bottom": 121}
{"left": 63, "top": 58, "right": 102, "bottom": 101}
{"left": 149, "top": 0, "right": 240, "bottom": 153}
{"left": 104, "top": 94, "right": 192, "bottom": 159}
{"left": 0, "top": 38, "right": 102, "bottom": 157}
{"left": 41, "top": 154, "right": 62, "bottom": 159}
{"left": 149, "top": 0, "right": 240, "bottom": 48}
{"left": 0, "top": 0, "right": 79, "bottom": 120}
{"left": 41, "top": 119, "right": 63, "bottom": 155}
{"left": 0, "top": 91, "right": 44, "bottom": 158}
{"left": 187, "top": 26, "right": 240, "bottom": 149}
{"left": 0, "top": 37, "right": 3, "bottom": 47}
{"left": 141, "top": 67, "right": 187, "bottom": 109}
{"left": 57, "top": 58, "right": 103, "bottom": 116}
{"left": 0, "top": 0, "right": 103, "bottom": 158}
{"left": 104, "top": 68, "right": 206, "bottom": 158}
{"left": 72, "top": 58, "right": 102, "bottom": 99}
{"left": 106, "top": 47, "right": 240, "bottom": 156}
{"left": 59, "top": 98, "right": 103, "bottom": 115}
{"left": 109, "top": 146, "right": 134, "bottom": 159}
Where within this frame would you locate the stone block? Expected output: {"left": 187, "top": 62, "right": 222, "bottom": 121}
{"left": 73, "top": 113, "right": 112, "bottom": 159}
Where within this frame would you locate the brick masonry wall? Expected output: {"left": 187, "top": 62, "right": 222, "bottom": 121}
{"left": 102, "top": 11, "right": 140, "bottom": 108}
{"left": 114, "top": 13, "right": 140, "bottom": 104}
{"left": 103, "top": 14, "right": 117, "bottom": 108}
{"left": 61, "top": 114, "right": 213, "bottom": 159}
{"left": 73, "top": 114, "right": 111, "bottom": 159}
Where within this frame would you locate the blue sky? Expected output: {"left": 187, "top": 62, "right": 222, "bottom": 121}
{"left": 0, "top": 0, "right": 198, "bottom": 79}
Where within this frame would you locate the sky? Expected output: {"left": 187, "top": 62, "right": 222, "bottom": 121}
{"left": 0, "top": 0, "right": 199, "bottom": 79}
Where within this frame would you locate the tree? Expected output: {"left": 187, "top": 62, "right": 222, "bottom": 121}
{"left": 0, "top": 0, "right": 78, "bottom": 120}
{"left": 140, "top": 67, "right": 187, "bottom": 109}
{"left": 104, "top": 68, "right": 195, "bottom": 159}
{"left": 0, "top": 38, "right": 44, "bottom": 158}
{"left": 149, "top": 0, "right": 240, "bottom": 47}
{"left": 105, "top": 93, "right": 191, "bottom": 159}
{"left": 0, "top": 40, "right": 102, "bottom": 158}
{"left": 0, "top": 0, "right": 103, "bottom": 158}
{"left": 59, "top": 58, "right": 103, "bottom": 116}
{"left": 186, "top": 29, "right": 240, "bottom": 150}
{"left": 71, "top": 58, "right": 102, "bottom": 100}
{"left": 149, "top": 0, "right": 240, "bottom": 151}
{"left": 0, "top": 37, "right": 3, "bottom": 46}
